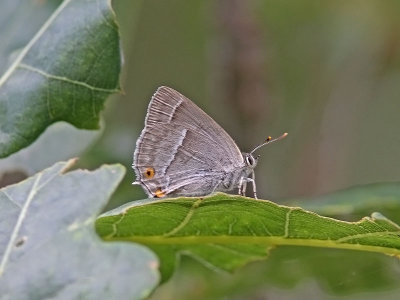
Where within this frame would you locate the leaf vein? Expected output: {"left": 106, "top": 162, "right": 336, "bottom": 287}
{"left": 1, "top": 190, "right": 22, "bottom": 209}
{"left": 163, "top": 199, "right": 203, "bottom": 237}
{"left": 108, "top": 213, "right": 127, "bottom": 239}
{"left": 0, "top": 0, "right": 72, "bottom": 88}
{"left": 260, "top": 220, "right": 272, "bottom": 236}
{"left": 284, "top": 209, "right": 292, "bottom": 238}
{"left": 18, "top": 63, "right": 119, "bottom": 93}
{"left": 0, "top": 173, "right": 42, "bottom": 276}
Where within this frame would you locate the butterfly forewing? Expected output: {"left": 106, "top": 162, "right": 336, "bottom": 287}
{"left": 133, "top": 86, "right": 244, "bottom": 197}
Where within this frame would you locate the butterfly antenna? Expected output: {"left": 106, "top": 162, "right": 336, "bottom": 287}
{"left": 250, "top": 132, "right": 288, "bottom": 154}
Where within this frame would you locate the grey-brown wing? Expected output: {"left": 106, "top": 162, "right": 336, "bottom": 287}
{"left": 133, "top": 86, "right": 243, "bottom": 197}
{"left": 143, "top": 86, "right": 243, "bottom": 164}
{"left": 134, "top": 122, "right": 225, "bottom": 196}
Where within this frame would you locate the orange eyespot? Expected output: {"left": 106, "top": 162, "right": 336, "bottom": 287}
{"left": 144, "top": 167, "right": 155, "bottom": 179}
{"left": 266, "top": 136, "right": 272, "bottom": 142}
{"left": 154, "top": 188, "right": 166, "bottom": 198}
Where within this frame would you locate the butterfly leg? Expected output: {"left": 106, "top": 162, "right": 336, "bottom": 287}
{"left": 242, "top": 178, "right": 248, "bottom": 196}
{"left": 238, "top": 177, "right": 244, "bottom": 195}
{"left": 250, "top": 171, "right": 257, "bottom": 199}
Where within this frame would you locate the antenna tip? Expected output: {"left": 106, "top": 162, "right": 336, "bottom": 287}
{"left": 283, "top": 132, "right": 288, "bottom": 137}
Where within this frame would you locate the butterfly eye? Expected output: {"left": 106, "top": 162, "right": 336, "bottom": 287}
{"left": 245, "top": 155, "right": 255, "bottom": 166}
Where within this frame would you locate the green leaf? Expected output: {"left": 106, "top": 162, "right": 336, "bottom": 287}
{"left": 0, "top": 0, "right": 121, "bottom": 158}
{"left": 0, "top": 0, "right": 62, "bottom": 74}
{"left": 0, "top": 160, "right": 159, "bottom": 299}
{"left": 160, "top": 184, "right": 400, "bottom": 297}
{"left": 96, "top": 193, "right": 400, "bottom": 282}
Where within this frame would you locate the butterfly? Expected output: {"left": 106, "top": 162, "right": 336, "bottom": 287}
{"left": 133, "top": 86, "right": 287, "bottom": 199}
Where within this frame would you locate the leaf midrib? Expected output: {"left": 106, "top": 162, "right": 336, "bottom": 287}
{"left": 0, "top": 173, "right": 42, "bottom": 276}
{"left": 0, "top": 0, "right": 71, "bottom": 87}
{"left": 104, "top": 235, "right": 400, "bottom": 255}
{"left": 0, "top": 161, "right": 73, "bottom": 276}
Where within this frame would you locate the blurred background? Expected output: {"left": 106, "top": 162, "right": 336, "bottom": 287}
{"left": 2, "top": 0, "right": 400, "bottom": 299}
{"left": 84, "top": 1, "right": 400, "bottom": 298}
{"left": 81, "top": 1, "right": 400, "bottom": 298}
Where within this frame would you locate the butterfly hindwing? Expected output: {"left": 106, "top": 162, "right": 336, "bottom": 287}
{"left": 133, "top": 86, "right": 244, "bottom": 197}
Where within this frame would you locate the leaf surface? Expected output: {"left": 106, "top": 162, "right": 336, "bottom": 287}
{"left": 0, "top": 0, "right": 121, "bottom": 158}
{"left": 96, "top": 193, "right": 400, "bottom": 282}
{"left": 0, "top": 160, "right": 159, "bottom": 299}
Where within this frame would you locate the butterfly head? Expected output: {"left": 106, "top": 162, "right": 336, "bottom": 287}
{"left": 244, "top": 153, "right": 259, "bottom": 169}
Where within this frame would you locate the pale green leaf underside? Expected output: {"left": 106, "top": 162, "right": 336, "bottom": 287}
{"left": 96, "top": 193, "right": 400, "bottom": 281}
{"left": 0, "top": 161, "right": 159, "bottom": 299}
